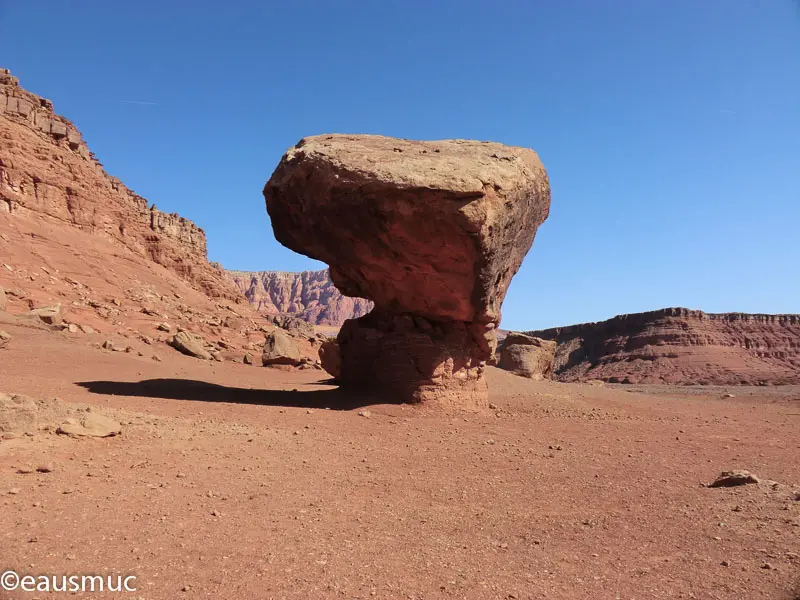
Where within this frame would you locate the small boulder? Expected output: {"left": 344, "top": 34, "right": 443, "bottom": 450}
{"left": 29, "top": 304, "right": 62, "bottom": 325}
{"left": 262, "top": 330, "right": 302, "bottom": 366}
{"left": 0, "top": 286, "right": 6, "bottom": 311}
{"left": 0, "top": 329, "right": 11, "bottom": 349}
{"left": 319, "top": 340, "right": 341, "bottom": 379}
{"left": 157, "top": 323, "right": 171, "bottom": 332}
{"left": 57, "top": 413, "right": 122, "bottom": 438}
{"left": 170, "top": 331, "right": 212, "bottom": 360}
{"left": 708, "top": 470, "right": 760, "bottom": 488}
{"left": 0, "top": 393, "right": 37, "bottom": 434}
{"left": 268, "top": 314, "right": 315, "bottom": 337}
{"left": 243, "top": 353, "right": 254, "bottom": 365}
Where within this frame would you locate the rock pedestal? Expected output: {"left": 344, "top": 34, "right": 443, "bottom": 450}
{"left": 264, "top": 134, "right": 551, "bottom": 407}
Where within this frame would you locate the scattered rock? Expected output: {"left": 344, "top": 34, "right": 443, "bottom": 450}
{"left": 0, "top": 286, "right": 6, "bottom": 311}
{"left": 170, "top": 331, "right": 212, "bottom": 360}
{"left": 497, "top": 333, "right": 556, "bottom": 380}
{"left": 56, "top": 413, "right": 122, "bottom": 438}
{"left": 268, "top": 314, "right": 316, "bottom": 337}
{"left": 709, "top": 470, "right": 760, "bottom": 488}
{"left": 28, "top": 303, "right": 62, "bottom": 325}
{"left": 36, "top": 463, "right": 54, "bottom": 473}
{"left": 358, "top": 410, "right": 372, "bottom": 418}
{"left": 157, "top": 323, "right": 171, "bottom": 332}
{"left": 102, "top": 340, "right": 115, "bottom": 350}
{"left": 243, "top": 353, "right": 253, "bottom": 365}
{"left": 0, "top": 329, "right": 11, "bottom": 349}
{"left": 78, "top": 324, "right": 95, "bottom": 334}
{"left": 261, "top": 329, "right": 302, "bottom": 366}
{"left": 0, "top": 393, "right": 38, "bottom": 434}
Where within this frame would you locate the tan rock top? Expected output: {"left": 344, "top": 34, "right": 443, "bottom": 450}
{"left": 265, "top": 134, "right": 551, "bottom": 325}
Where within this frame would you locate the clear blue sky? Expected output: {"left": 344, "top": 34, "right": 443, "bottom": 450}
{"left": 1, "top": 1, "right": 798, "bottom": 330}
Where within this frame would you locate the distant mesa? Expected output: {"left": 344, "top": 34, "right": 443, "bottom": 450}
{"left": 524, "top": 307, "right": 800, "bottom": 385}
{"left": 264, "top": 134, "right": 551, "bottom": 407}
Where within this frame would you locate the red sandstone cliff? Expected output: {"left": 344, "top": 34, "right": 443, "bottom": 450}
{"left": 0, "top": 68, "right": 240, "bottom": 301}
{"left": 527, "top": 308, "right": 800, "bottom": 385}
{"left": 226, "top": 269, "right": 372, "bottom": 327}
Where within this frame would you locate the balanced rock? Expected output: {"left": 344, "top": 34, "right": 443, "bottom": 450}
{"left": 265, "top": 135, "right": 550, "bottom": 407}
{"left": 497, "top": 333, "right": 556, "bottom": 380}
{"left": 261, "top": 329, "right": 302, "bottom": 366}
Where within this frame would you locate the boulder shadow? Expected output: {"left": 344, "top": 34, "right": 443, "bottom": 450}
{"left": 76, "top": 378, "right": 387, "bottom": 411}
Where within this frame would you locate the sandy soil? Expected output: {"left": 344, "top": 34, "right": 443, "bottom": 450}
{"left": 1, "top": 322, "right": 798, "bottom": 600}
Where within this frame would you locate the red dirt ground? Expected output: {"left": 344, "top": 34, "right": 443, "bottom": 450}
{"left": 1, "top": 320, "right": 799, "bottom": 600}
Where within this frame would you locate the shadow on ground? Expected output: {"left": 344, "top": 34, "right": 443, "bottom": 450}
{"left": 76, "top": 378, "right": 389, "bottom": 410}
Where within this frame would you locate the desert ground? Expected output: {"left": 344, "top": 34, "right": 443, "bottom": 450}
{"left": 2, "top": 319, "right": 798, "bottom": 600}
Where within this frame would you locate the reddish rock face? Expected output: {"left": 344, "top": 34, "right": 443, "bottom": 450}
{"left": 265, "top": 134, "right": 551, "bottom": 406}
{"left": 0, "top": 68, "right": 239, "bottom": 301}
{"left": 226, "top": 269, "right": 372, "bottom": 326}
{"left": 529, "top": 308, "right": 800, "bottom": 385}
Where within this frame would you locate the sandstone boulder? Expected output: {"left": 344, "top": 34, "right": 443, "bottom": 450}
{"left": 318, "top": 340, "right": 341, "bottom": 379}
{"left": 170, "top": 331, "right": 212, "bottom": 360}
{"left": 0, "top": 393, "right": 38, "bottom": 434}
{"left": 268, "top": 314, "right": 316, "bottom": 337}
{"left": 57, "top": 413, "right": 122, "bottom": 438}
{"left": 708, "top": 470, "right": 760, "bottom": 488}
{"left": 264, "top": 135, "right": 550, "bottom": 406}
{"left": 262, "top": 329, "right": 302, "bottom": 366}
{"left": 497, "top": 333, "right": 556, "bottom": 380}
{"left": 29, "top": 303, "right": 62, "bottom": 325}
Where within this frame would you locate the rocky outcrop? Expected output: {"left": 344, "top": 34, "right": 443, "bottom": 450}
{"left": 528, "top": 308, "right": 800, "bottom": 385}
{"left": 226, "top": 269, "right": 372, "bottom": 326}
{"left": 264, "top": 134, "right": 550, "bottom": 407}
{"left": 497, "top": 333, "right": 556, "bottom": 380}
{"left": 0, "top": 68, "right": 240, "bottom": 300}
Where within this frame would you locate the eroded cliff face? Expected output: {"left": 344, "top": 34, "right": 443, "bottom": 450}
{"left": 528, "top": 308, "right": 800, "bottom": 385}
{"left": 226, "top": 269, "right": 372, "bottom": 327}
{"left": 0, "top": 68, "right": 238, "bottom": 300}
